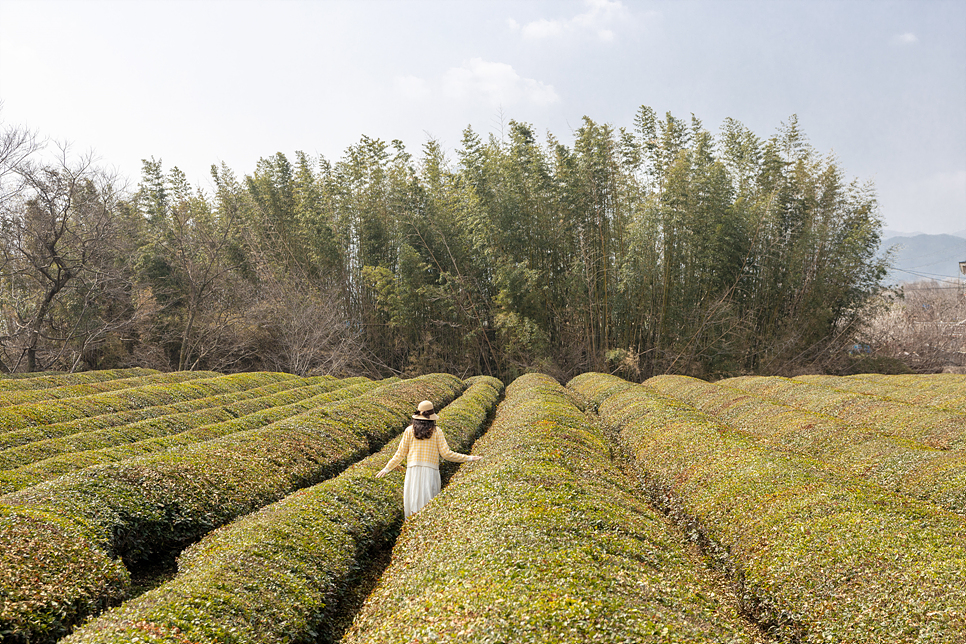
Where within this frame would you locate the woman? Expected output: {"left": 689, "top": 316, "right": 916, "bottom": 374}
{"left": 376, "top": 400, "right": 481, "bottom": 517}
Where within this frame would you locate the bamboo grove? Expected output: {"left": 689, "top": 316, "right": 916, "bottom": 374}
{"left": 0, "top": 107, "right": 886, "bottom": 380}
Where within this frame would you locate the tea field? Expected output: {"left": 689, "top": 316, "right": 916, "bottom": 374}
{"left": 1, "top": 369, "right": 964, "bottom": 642}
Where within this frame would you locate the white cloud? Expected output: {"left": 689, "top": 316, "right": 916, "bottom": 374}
{"left": 511, "top": 0, "right": 627, "bottom": 42}
{"left": 894, "top": 32, "right": 919, "bottom": 45}
{"left": 394, "top": 59, "right": 558, "bottom": 108}
{"left": 521, "top": 18, "right": 566, "bottom": 39}
{"left": 444, "top": 59, "right": 559, "bottom": 107}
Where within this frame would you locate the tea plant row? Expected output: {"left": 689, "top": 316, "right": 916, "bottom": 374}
{"left": 799, "top": 373, "right": 966, "bottom": 413}
{"left": 62, "top": 376, "right": 503, "bottom": 644}
{"left": 722, "top": 374, "right": 966, "bottom": 449}
{"left": 570, "top": 373, "right": 966, "bottom": 642}
{"left": 646, "top": 374, "right": 966, "bottom": 515}
{"left": 0, "top": 368, "right": 158, "bottom": 395}
{"left": 0, "top": 371, "right": 304, "bottom": 447}
{"left": 344, "top": 374, "right": 767, "bottom": 644}
{"left": 0, "top": 378, "right": 380, "bottom": 494}
{"left": 0, "top": 374, "right": 464, "bottom": 643}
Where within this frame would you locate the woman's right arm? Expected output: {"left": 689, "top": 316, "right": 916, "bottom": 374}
{"left": 376, "top": 427, "right": 412, "bottom": 477}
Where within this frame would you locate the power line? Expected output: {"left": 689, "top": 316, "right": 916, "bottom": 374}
{"left": 890, "top": 267, "right": 963, "bottom": 285}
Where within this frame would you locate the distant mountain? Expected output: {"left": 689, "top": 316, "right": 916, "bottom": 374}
{"left": 882, "top": 229, "right": 966, "bottom": 239}
{"left": 879, "top": 234, "right": 966, "bottom": 284}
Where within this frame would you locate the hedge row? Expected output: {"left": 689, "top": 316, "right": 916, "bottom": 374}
{"left": 0, "top": 371, "right": 220, "bottom": 437}
{"left": 0, "top": 379, "right": 380, "bottom": 494}
{"left": 0, "top": 368, "right": 157, "bottom": 392}
{"left": 0, "top": 370, "right": 64, "bottom": 380}
{"left": 798, "top": 373, "right": 966, "bottom": 412}
{"left": 723, "top": 374, "right": 966, "bottom": 449}
{"left": 62, "top": 376, "right": 503, "bottom": 644}
{"left": 0, "top": 375, "right": 320, "bottom": 452}
{"left": 646, "top": 374, "right": 966, "bottom": 515}
{"left": 0, "top": 371, "right": 218, "bottom": 408}
{"left": 570, "top": 372, "right": 966, "bottom": 643}
{"left": 0, "top": 376, "right": 369, "bottom": 471}
{"left": 0, "top": 371, "right": 302, "bottom": 450}
{"left": 344, "top": 373, "right": 767, "bottom": 644}
{"left": 0, "top": 373, "right": 464, "bottom": 644}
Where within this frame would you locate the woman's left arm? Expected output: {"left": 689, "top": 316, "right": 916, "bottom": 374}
{"left": 436, "top": 428, "right": 482, "bottom": 463}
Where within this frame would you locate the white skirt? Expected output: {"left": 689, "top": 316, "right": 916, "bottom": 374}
{"left": 403, "top": 465, "right": 441, "bottom": 518}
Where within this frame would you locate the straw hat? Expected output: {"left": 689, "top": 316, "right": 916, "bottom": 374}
{"left": 413, "top": 400, "right": 439, "bottom": 421}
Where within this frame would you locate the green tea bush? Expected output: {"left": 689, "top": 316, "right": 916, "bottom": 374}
{"left": 343, "top": 373, "right": 767, "bottom": 644}
{"left": 647, "top": 374, "right": 966, "bottom": 515}
{"left": 799, "top": 373, "right": 966, "bottom": 412}
{"left": 0, "top": 379, "right": 381, "bottom": 494}
{"left": 0, "top": 506, "right": 129, "bottom": 642}
{"left": 0, "top": 371, "right": 233, "bottom": 443}
{"left": 0, "top": 374, "right": 463, "bottom": 644}
{"left": 0, "top": 368, "right": 156, "bottom": 392}
{"left": 571, "top": 373, "right": 966, "bottom": 643}
{"left": 0, "top": 376, "right": 366, "bottom": 471}
{"left": 0, "top": 374, "right": 318, "bottom": 451}
{"left": 61, "top": 377, "right": 503, "bottom": 644}
{"left": 0, "top": 370, "right": 65, "bottom": 381}
{"left": 0, "top": 370, "right": 227, "bottom": 408}
{"left": 567, "top": 370, "right": 637, "bottom": 412}
{"left": 722, "top": 375, "right": 966, "bottom": 449}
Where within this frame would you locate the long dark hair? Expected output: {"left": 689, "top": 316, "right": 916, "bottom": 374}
{"left": 412, "top": 418, "right": 435, "bottom": 440}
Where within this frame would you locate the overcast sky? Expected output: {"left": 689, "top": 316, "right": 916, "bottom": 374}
{"left": 1, "top": 0, "right": 963, "bottom": 234}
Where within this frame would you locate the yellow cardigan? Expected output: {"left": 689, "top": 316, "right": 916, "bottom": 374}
{"left": 379, "top": 425, "right": 474, "bottom": 472}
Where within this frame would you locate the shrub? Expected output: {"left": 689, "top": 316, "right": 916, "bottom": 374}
{"left": 0, "top": 371, "right": 219, "bottom": 409}
{"left": 798, "top": 373, "right": 966, "bottom": 412}
{"left": 0, "top": 374, "right": 464, "bottom": 644}
{"left": 567, "top": 370, "right": 637, "bottom": 411}
{"left": 0, "top": 374, "right": 318, "bottom": 451}
{"left": 0, "top": 376, "right": 366, "bottom": 471}
{"left": 0, "top": 379, "right": 382, "bottom": 494}
{"left": 0, "top": 506, "right": 129, "bottom": 642}
{"left": 343, "top": 374, "right": 767, "bottom": 644}
{"left": 60, "top": 377, "right": 503, "bottom": 644}
{"left": 0, "top": 371, "right": 239, "bottom": 444}
{"left": 646, "top": 374, "right": 966, "bottom": 515}
{"left": 570, "top": 372, "right": 966, "bottom": 643}
{"left": 721, "top": 374, "right": 966, "bottom": 449}
{"left": 0, "top": 368, "right": 156, "bottom": 392}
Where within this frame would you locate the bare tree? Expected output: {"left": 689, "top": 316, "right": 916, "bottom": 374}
{"left": 242, "top": 240, "right": 363, "bottom": 376}
{"left": 0, "top": 143, "right": 135, "bottom": 371}
{"left": 860, "top": 281, "right": 966, "bottom": 372}
{"left": 0, "top": 108, "right": 42, "bottom": 211}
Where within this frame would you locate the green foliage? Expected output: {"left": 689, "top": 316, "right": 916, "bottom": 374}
{"left": 720, "top": 374, "right": 966, "bottom": 449}
{"left": 0, "top": 374, "right": 330, "bottom": 468}
{"left": 647, "top": 374, "right": 966, "bottom": 514}
{"left": 0, "top": 378, "right": 379, "bottom": 493}
{"left": 0, "top": 368, "right": 157, "bottom": 391}
{"left": 798, "top": 373, "right": 966, "bottom": 412}
{"left": 0, "top": 371, "right": 222, "bottom": 438}
{"left": 0, "top": 373, "right": 313, "bottom": 452}
{"left": 343, "top": 373, "right": 766, "bottom": 643}
{"left": 61, "top": 377, "right": 502, "bottom": 644}
{"left": 0, "top": 506, "right": 129, "bottom": 642}
{"left": 571, "top": 372, "right": 966, "bottom": 642}
{"left": 0, "top": 109, "right": 888, "bottom": 378}
{"left": 0, "top": 371, "right": 294, "bottom": 447}
{"left": 0, "top": 373, "right": 464, "bottom": 643}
